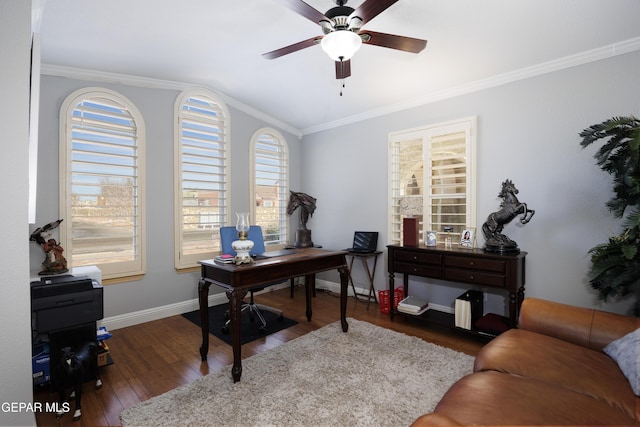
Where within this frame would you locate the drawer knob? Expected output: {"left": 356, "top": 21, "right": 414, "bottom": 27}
{"left": 413, "top": 256, "right": 418, "bottom": 260}
{"left": 469, "top": 275, "right": 475, "bottom": 280}
{"left": 469, "top": 261, "right": 474, "bottom": 266}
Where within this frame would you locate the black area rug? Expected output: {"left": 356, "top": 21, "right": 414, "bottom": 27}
{"left": 182, "top": 303, "right": 298, "bottom": 346}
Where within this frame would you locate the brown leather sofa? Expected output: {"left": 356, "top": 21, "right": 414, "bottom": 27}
{"left": 412, "top": 297, "right": 640, "bottom": 426}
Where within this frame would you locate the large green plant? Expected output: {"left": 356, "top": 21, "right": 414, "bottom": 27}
{"left": 580, "top": 116, "right": 640, "bottom": 316}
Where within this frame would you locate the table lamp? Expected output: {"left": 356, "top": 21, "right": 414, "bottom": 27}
{"left": 231, "top": 212, "right": 253, "bottom": 264}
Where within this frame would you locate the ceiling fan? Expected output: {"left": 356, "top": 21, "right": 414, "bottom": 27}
{"left": 263, "top": 0, "right": 427, "bottom": 79}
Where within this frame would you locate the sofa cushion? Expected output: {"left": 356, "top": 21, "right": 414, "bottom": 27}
{"left": 604, "top": 327, "right": 640, "bottom": 396}
{"left": 474, "top": 328, "right": 638, "bottom": 420}
{"left": 433, "top": 371, "right": 640, "bottom": 425}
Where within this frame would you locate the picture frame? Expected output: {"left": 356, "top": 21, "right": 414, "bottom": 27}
{"left": 425, "top": 231, "right": 437, "bottom": 246}
{"left": 459, "top": 228, "right": 475, "bottom": 248}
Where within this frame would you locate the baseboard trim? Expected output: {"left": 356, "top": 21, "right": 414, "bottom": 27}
{"left": 99, "top": 293, "right": 223, "bottom": 331}
{"left": 99, "top": 279, "right": 452, "bottom": 331}
{"left": 316, "top": 280, "right": 453, "bottom": 314}
{"left": 101, "top": 282, "right": 290, "bottom": 330}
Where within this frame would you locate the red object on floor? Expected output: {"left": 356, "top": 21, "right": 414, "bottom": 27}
{"left": 378, "top": 288, "right": 404, "bottom": 314}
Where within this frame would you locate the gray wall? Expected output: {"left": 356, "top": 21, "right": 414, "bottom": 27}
{"left": 33, "top": 76, "right": 302, "bottom": 320}
{"left": 31, "top": 49, "right": 640, "bottom": 327}
{"left": 1, "top": 1, "right": 37, "bottom": 425}
{"left": 302, "top": 50, "right": 640, "bottom": 316}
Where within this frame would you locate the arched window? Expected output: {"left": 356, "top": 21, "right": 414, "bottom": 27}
{"left": 59, "top": 88, "right": 146, "bottom": 280}
{"left": 250, "top": 128, "right": 289, "bottom": 248}
{"left": 174, "top": 88, "right": 230, "bottom": 268}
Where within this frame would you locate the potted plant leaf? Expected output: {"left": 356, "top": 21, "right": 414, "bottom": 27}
{"left": 580, "top": 115, "right": 640, "bottom": 316}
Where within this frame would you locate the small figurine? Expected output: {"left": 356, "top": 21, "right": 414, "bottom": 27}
{"left": 30, "top": 219, "right": 69, "bottom": 275}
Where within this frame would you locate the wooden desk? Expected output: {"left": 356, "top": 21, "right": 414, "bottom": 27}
{"left": 198, "top": 248, "right": 350, "bottom": 382}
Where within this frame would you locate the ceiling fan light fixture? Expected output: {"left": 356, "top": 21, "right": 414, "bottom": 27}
{"left": 321, "top": 30, "right": 362, "bottom": 61}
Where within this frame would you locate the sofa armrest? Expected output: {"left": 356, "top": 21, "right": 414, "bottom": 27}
{"left": 518, "top": 297, "right": 639, "bottom": 351}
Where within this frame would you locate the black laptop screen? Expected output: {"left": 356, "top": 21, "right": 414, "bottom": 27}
{"left": 352, "top": 231, "right": 378, "bottom": 251}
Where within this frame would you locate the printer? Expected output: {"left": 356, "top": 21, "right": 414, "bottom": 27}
{"left": 31, "top": 274, "right": 103, "bottom": 333}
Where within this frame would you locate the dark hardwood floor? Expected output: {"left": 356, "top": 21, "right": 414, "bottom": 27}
{"left": 34, "top": 286, "right": 486, "bottom": 427}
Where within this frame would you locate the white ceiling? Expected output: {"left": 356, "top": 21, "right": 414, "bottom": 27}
{"left": 36, "top": 0, "right": 640, "bottom": 135}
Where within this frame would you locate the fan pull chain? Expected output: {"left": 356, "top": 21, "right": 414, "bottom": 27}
{"left": 340, "top": 79, "right": 345, "bottom": 96}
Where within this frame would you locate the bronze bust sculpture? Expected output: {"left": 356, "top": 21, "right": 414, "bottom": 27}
{"left": 287, "top": 191, "right": 317, "bottom": 248}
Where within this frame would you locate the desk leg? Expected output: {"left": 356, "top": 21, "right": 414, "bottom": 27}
{"left": 198, "top": 278, "right": 211, "bottom": 361}
{"left": 227, "top": 288, "right": 248, "bottom": 383}
{"left": 388, "top": 272, "right": 395, "bottom": 321}
{"left": 305, "top": 274, "right": 314, "bottom": 321}
{"left": 339, "top": 266, "right": 349, "bottom": 332}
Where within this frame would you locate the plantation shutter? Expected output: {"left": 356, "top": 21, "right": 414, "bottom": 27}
{"left": 428, "top": 131, "right": 468, "bottom": 236}
{"left": 253, "top": 131, "right": 288, "bottom": 247}
{"left": 60, "top": 88, "right": 146, "bottom": 280}
{"left": 388, "top": 117, "right": 476, "bottom": 246}
{"left": 175, "top": 91, "right": 230, "bottom": 268}
{"left": 389, "top": 137, "right": 424, "bottom": 245}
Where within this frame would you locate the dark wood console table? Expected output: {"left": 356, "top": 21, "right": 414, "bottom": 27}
{"left": 387, "top": 245, "right": 526, "bottom": 334}
{"left": 198, "top": 248, "right": 350, "bottom": 382}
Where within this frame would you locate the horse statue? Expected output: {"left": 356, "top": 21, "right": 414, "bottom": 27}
{"left": 287, "top": 191, "right": 317, "bottom": 248}
{"left": 482, "top": 179, "right": 535, "bottom": 253}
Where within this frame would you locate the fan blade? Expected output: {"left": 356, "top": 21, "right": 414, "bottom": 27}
{"left": 263, "top": 36, "right": 322, "bottom": 60}
{"left": 335, "top": 60, "right": 351, "bottom": 79}
{"left": 361, "top": 30, "right": 427, "bottom": 53}
{"left": 349, "top": 0, "right": 399, "bottom": 26}
{"left": 281, "top": 0, "right": 329, "bottom": 25}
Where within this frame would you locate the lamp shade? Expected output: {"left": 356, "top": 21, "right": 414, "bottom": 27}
{"left": 320, "top": 30, "right": 362, "bottom": 62}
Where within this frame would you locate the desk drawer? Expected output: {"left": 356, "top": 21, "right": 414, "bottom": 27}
{"left": 445, "top": 256, "right": 505, "bottom": 273}
{"left": 444, "top": 268, "right": 506, "bottom": 288}
{"left": 395, "top": 261, "right": 441, "bottom": 278}
{"left": 395, "top": 251, "right": 441, "bottom": 265}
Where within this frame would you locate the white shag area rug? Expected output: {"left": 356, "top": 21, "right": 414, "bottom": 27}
{"left": 120, "top": 318, "right": 474, "bottom": 427}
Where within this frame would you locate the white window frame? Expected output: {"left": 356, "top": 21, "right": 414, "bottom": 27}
{"left": 174, "top": 88, "right": 230, "bottom": 269}
{"left": 250, "top": 128, "right": 289, "bottom": 249}
{"left": 59, "top": 87, "right": 146, "bottom": 280}
{"left": 388, "top": 116, "right": 477, "bottom": 245}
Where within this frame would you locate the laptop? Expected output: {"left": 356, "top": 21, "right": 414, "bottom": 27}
{"left": 345, "top": 231, "right": 378, "bottom": 254}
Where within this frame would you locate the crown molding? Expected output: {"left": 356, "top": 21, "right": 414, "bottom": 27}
{"left": 301, "top": 36, "right": 640, "bottom": 135}
{"left": 40, "top": 64, "right": 304, "bottom": 139}
{"left": 31, "top": 0, "right": 44, "bottom": 33}
{"left": 41, "top": 36, "right": 640, "bottom": 139}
